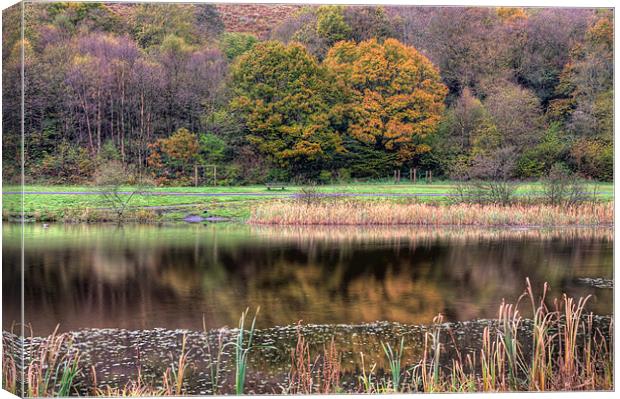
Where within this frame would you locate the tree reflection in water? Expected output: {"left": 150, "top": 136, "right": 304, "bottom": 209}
{"left": 2, "top": 224, "right": 613, "bottom": 335}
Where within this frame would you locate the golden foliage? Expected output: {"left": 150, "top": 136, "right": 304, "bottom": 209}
{"left": 324, "top": 38, "right": 447, "bottom": 164}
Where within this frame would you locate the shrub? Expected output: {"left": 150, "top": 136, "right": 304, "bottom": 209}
{"left": 542, "top": 164, "right": 592, "bottom": 206}
{"left": 34, "top": 142, "right": 96, "bottom": 184}
{"left": 452, "top": 180, "right": 518, "bottom": 206}
{"left": 318, "top": 170, "right": 333, "bottom": 184}
{"left": 515, "top": 123, "right": 569, "bottom": 178}
{"left": 220, "top": 32, "right": 258, "bottom": 60}
{"left": 296, "top": 185, "right": 323, "bottom": 205}
{"left": 94, "top": 160, "right": 151, "bottom": 223}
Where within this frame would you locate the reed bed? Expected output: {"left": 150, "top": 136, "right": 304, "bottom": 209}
{"left": 249, "top": 199, "right": 614, "bottom": 226}
{"left": 4, "top": 283, "right": 613, "bottom": 395}
{"left": 403, "top": 279, "right": 613, "bottom": 393}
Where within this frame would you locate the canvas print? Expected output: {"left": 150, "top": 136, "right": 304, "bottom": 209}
{"left": 1, "top": 1, "right": 614, "bottom": 396}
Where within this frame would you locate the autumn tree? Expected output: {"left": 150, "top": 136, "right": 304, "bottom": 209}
{"left": 551, "top": 10, "right": 613, "bottom": 180}
{"left": 230, "top": 41, "right": 343, "bottom": 179}
{"left": 509, "top": 8, "right": 590, "bottom": 105}
{"left": 131, "top": 3, "right": 201, "bottom": 47}
{"left": 316, "top": 6, "right": 351, "bottom": 46}
{"left": 483, "top": 80, "right": 544, "bottom": 150}
{"left": 393, "top": 7, "right": 511, "bottom": 98}
{"left": 324, "top": 38, "right": 447, "bottom": 167}
{"left": 147, "top": 128, "right": 201, "bottom": 185}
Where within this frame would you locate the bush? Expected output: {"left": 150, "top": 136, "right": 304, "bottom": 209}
{"left": 542, "top": 164, "right": 592, "bottom": 206}
{"left": 94, "top": 160, "right": 152, "bottom": 223}
{"left": 318, "top": 170, "right": 333, "bottom": 184}
{"left": 34, "top": 142, "right": 96, "bottom": 184}
{"left": 515, "top": 123, "right": 569, "bottom": 179}
{"left": 336, "top": 168, "right": 351, "bottom": 182}
{"left": 452, "top": 180, "right": 518, "bottom": 206}
{"left": 296, "top": 184, "right": 323, "bottom": 205}
{"left": 220, "top": 32, "right": 258, "bottom": 60}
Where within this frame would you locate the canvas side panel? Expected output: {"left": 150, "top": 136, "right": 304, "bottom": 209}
{"left": 2, "top": 1, "right": 24, "bottom": 397}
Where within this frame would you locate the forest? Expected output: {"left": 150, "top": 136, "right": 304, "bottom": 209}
{"left": 2, "top": 3, "right": 614, "bottom": 185}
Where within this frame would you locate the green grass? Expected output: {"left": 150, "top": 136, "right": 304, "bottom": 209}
{"left": 2, "top": 192, "right": 275, "bottom": 221}
{"left": 2, "top": 181, "right": 613, "bottom": 222}
{"left": 4, "top": 180, "right": 614, "bottom": 195}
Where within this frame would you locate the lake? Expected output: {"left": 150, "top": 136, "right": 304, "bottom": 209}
{"left": 1, "top": 223, "right": 613, "bottom": 394}
{"left": 3, "top": 223, "right": 613, "bottom": 334}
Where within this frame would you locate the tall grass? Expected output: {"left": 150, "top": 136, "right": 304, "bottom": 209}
{"left": 203, "top": 315, "right": 226, "bottom": 395}
{"left": 287, "top": 323, "right": 316, "bottom": 394}
{"left": 381, "top": 337, "right": 405, "bottom": 392}
{"left": 226, "top": 307, "right": 260, "bottom": 395}
{"left": 406, "top": 281, "right": 613, "bottom": 392}
{"left": 163, "top": 334, "right": 190, "bottom": 396}
{"left": 287, "top": 324, "right": 342, "bottom": 394}
{"left": 2, "top": 332, "right": 18, "bottom": 395}
{"left": 250, "top": 200, "right": 613, "bottom": 226}
{"left": 92, "top": 367, "right": 165, "bottom": 396}
{"left": 413, "top": 314, "right": 444, "bottom": 392}
{"left": 25, "top": 326, "right": 81, "bottom": 397}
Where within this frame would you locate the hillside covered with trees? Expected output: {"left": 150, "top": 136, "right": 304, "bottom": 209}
{"left": 2, "top": 2, "right": 613, "bottom": 185}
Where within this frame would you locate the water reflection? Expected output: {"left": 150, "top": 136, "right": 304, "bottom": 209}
{"left": 2, "top": 224, "right": 613, "bottom": 335}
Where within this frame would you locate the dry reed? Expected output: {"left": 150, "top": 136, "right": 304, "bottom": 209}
{"left": 249, "top": 200, "right": 613, "bottom": 226}
{"left": 407, "top": 280, "right": 613, "bottom": 392}
{"left": 287, "top": 323, "right": 342, "bottom": 394}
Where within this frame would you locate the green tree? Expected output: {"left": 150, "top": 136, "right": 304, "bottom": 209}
{"left": 316, "top": 6, "right": 351, "bottom": 45}
{"left": 230, "top": 41, "right": 343, "bottom": 178}
{"left": 516, "top": 123, "right": 569, "bottom": 178}
{"left": 200, "top": 133, "right": 227, "bottom": 164}
{"left": 219, "top": 32, "right": 258, "bottom": 60}
{"left": 131, "top": 4, "right": 200, "bottom": 48}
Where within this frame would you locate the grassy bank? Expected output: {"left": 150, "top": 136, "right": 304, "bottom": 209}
{"left": 249, "top": 200, "right": 613, "bottom": 226}
{"left": 3, "top": 281, "right": 613, "bottom": 395}
{"left": 1, "top": 181, "right": 613, "bottom": 223}
{"left": 4, "top": 180, "right": 613, "bottom": 195}
{"left": 1, "top": 193, "right": 266, "bottom": 222}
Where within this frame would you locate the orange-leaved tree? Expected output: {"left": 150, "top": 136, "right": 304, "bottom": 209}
{"left": 147, "top": 128, "right": 201, "bottom": 185}
{"left": 324, "top": 38, "right": 447, "bottom": 165}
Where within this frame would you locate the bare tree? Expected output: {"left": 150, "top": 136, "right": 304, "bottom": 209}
{"left": 94, "top": 160, "right": 151, "bottom": 223}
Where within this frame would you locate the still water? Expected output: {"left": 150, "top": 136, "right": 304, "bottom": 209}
{"left": 2, "top": 223, "right": 613, "bottom": 335}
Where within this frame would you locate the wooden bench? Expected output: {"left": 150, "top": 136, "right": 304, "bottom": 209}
{"left": 265, "top": 182, "right": 287, "bottom": 190}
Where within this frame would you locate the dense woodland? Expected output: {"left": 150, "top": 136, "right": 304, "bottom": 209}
{"left": 2, "top": 3, "right": 613, "bottom": 185}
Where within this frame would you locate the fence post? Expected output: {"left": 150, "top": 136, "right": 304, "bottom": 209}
{"left": 214, "top": 166, "right": 217, "bottom": 186}
{"left": 413, "top": 168, "right": 417, "bottom": 184}
{"left": 194, "top": 165, "right": 198, "bottom": 187}
{"left": 429, "top": 170, "right": 432, "bottom": 184}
